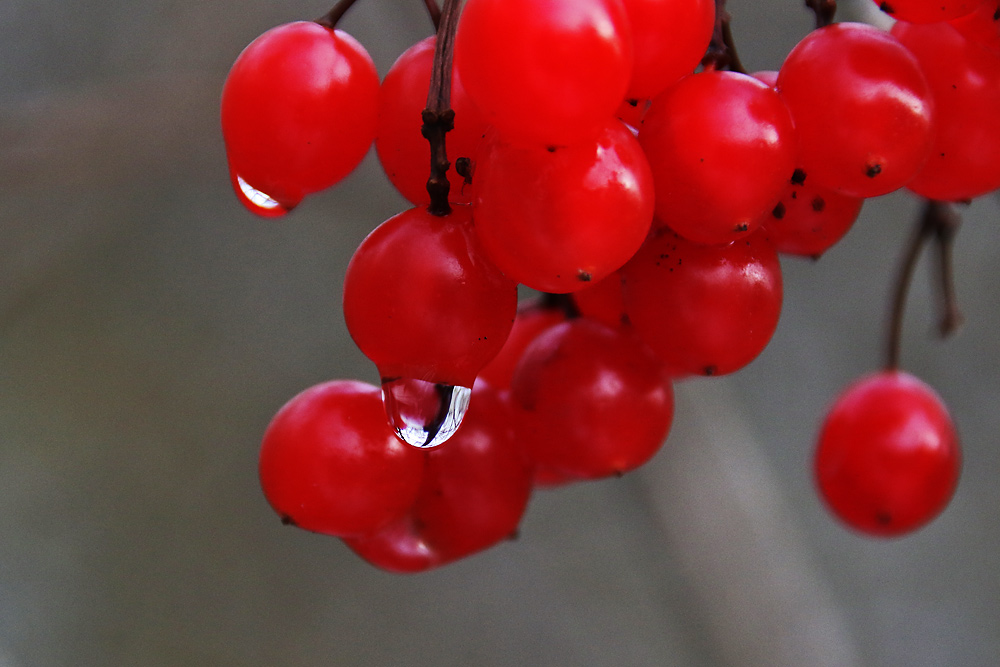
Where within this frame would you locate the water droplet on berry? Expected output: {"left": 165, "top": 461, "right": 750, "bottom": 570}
{"left": 380, "top": 378, "right": 472, "bottom": 448}
{"left": 231, "top": 172, "right": 294, "bottom": 218}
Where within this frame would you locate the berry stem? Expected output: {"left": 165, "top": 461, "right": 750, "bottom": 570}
{"left": 703, "top": 0, "right": 746, "bottom": 74}
{"left": 804, "top": 0, "right": 837, "bottom": 29}
{"left": 886, "top": 200, "right": 963, "bottom": 370}
{"left": 422, "top": 0, "right": 442, "bottom": 31}
{"left": 315, "top": 0, "right": 364, "bottom": 29}
{"left": 422, "top": 0, "right": 463, "bottom": 216}
{"left": 931, "top": 203, "right": 964, "bottom": 336}
{"left": 541, "top": 292, "right": 582, "bottom": 320}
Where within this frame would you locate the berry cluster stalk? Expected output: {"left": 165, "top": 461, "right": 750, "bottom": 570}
{"left": 703, "top": 0, "right": 746, "bottom": 73}
{"left": 886, "top": 200, "right": 963, "bottom": 370}
{"left": 804, "top": 0, "right": 837, "bottom": 29}
{"left": 422, "top": 0, "right": 463, "bottom": 216}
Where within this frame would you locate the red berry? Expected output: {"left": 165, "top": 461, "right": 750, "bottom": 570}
{"left": 639, "top": 70, "right": 797, "bottom": 245}
{"left": 346, "top": 382, "right": 533, "bottom": 571}
{"left": 221, "top": 22, "right": 379, "bottom": 216}
{"left": 872, "top": 0, "right": 986, "bottom": 23}
{"left": 258, "top": 380, "right": 425, "bottom": 537}
{"left": 510, "top": 319, "right": 674, "bottom": 481}
{"left": 343, "top": 205, "right": 517, "bottom": 447}
{"left": 375, "top": 36, "right": 488, "bottom": 205}
{"left": 455, "top": 0, "right": 633, "bottom": 146}
{"left": 758, "top": 172, "right": 864, "bottom": 258}
{"left": 411, "top": 384, "right": 533, "bottom": 558}
{"left": 815, "top": 371, "right": 961, "bottom": 537}
{"left": 621, "top": 228, "right": 783, "bottom": 377}
{"left": 341, "top": 514, "right": 440, "bottom": 574}
{"left": 343, "top": 205, "right": 517, "bottom": 388}
{"left": 572, "top": 272, "right": 628, "bottom": 329}
{"left": 478, "top": 299, "right": 568, "bottom": 390}
{"left": 949, "top": 0, "right": 1000, "bottom": 56}
{"left": 472, "top": 120, "right": 654, "bottom": 293}
{"left": 892, "top": 20, "right": 1000, "bottom": 202}
{"left": 621, "top": 0, "right": 716, "bottom": 99}
{"left": 776, "top": 23, "right": 935, "bottom": 198}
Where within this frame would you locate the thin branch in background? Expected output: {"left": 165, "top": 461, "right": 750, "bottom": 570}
{"left": 886, "top": 200, "right": 963, "bottom": 370}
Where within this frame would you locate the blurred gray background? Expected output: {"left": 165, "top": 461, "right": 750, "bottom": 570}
{"left": 1, "top": 0, "right": 998, "bottom": 665}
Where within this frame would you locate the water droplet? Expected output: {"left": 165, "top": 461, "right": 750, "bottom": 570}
{"left": 381, "top": 378, "right": 472, "bottom": 449}
{"left": 230, "top": 172, "right": 295, "bottom": 218}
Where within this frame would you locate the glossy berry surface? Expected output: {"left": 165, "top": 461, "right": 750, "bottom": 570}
{"left": 472, "top": 120, "right": 654, "bottom": 293}
{"left": 776, "top": 22, "right": 935, "bottom": 198}
{"left": 454, "top": 0, "right": 633, "bottom": 146}
{"left": 621, "top": 228, "right": 783, "bottom": 377}
{"left": 510, "top": 318, "right": 674, "bottom": 481}
{"left": 815, "top": 371, "right": 961, "bottom": 537}
{"left": 258, "top": 380, "right": 425, "bottom": 537}
{"left": 621, "top": 0, "right": 716, "bottom": 99}
{"left": 758, "top": 172, "right": 864, "bottom": 258}
{"left": 639, "top": 70, "right": 796, "bottom": 245}
{"left": 221, "top": 21, "right": 379, "bottom": 216}
{"left": 892, "top": 20, "right": 1000, "bottom": 202}
{"left": 343, "top": 205, "right": 517, "bottom": 387}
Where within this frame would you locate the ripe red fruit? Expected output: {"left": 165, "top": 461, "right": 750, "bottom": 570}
{"left": 892, "top": 20, "right": 1000, "bottom": 202}
{"left": 472, "top": 120, "right": 654, "bottom": 293}
{"left": 776, "top": 22, "right": 935, "bottom": 198}
{"left": 621, "top": 0, "right": 716, "bottom": 99}
{"left": 343, "top": 205, "right": 517, "bottom": 447}
{"left": 758, "top": 172, "right": 864, "bottom": 258}
{"left": 221, "top": 22, "right": 379, "bottom": 216}
{"left": 872, "top": 0, "right": 986, "bottom": 23}
{"left": 949, "top": 0, "right": 1000, "bottom": 56}
{"left": 375, "top": 36, "right": 488, "bottom": 205}
{"left": 815, "top": 371, "right": 962, "bottom": 537}
{"left": 510, "top": 319, "right": 674, "bottom": 481}
{"left": 258, "top": 380, "right": 425, "bottom": 537}
{"left": 454, "top": 0, "right": 633, "bottom": 146}
{"left": 572, "top": 272, "right": 628, "bottom": 329}
{"left": 409, "top": 384, "right": 533, "bottom": 558}
{"left": 478, "top": 299, "right": 568, "bottom": 390}
{"left": 346, "top": 382, "right": 533, "bottom": 572}
{"left": 621, "top": 228, "right": 783, "bottom": 377}
{"left": 343, "top": 205, "right": 517, "bottom": 388}
{"left": 638, "top": 70, "right": 797, "bottom": 245}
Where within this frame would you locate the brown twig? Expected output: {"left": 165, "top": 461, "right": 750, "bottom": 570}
{"left": 314, "top": 0, "right": 364, "bottom": 28}
{"left": 886, "top": 201, "right": 963, "bottom": 370}
{"left": 422, "top": 0, "right": 442, "bottom": 31}
{"left": 804, "top": 0, "right": 837, "bottom": 29}
{"left": 422, "top": 0, "right": 462, "bottom": 216}
{"left": 702, "top": 0, "right": 746, "bottom": 74}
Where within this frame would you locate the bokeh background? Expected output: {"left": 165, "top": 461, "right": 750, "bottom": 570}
{"left": 1, "top": 0, "right": 998, "bottom": 665}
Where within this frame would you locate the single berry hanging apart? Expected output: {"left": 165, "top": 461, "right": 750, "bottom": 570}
{"left": 815, "top": 370, "right": 961, "bottom": 537}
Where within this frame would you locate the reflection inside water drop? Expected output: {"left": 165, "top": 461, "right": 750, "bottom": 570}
{"left": 232, "top": 174, "right": 292, "bottom": 218}
{"left": 381, "top": 378, "right": 472, "bottom": 449}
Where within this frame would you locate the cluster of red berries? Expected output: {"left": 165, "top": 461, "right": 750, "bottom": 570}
{"left": 221, "top": 0, "right": 999, "bottom": 571}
